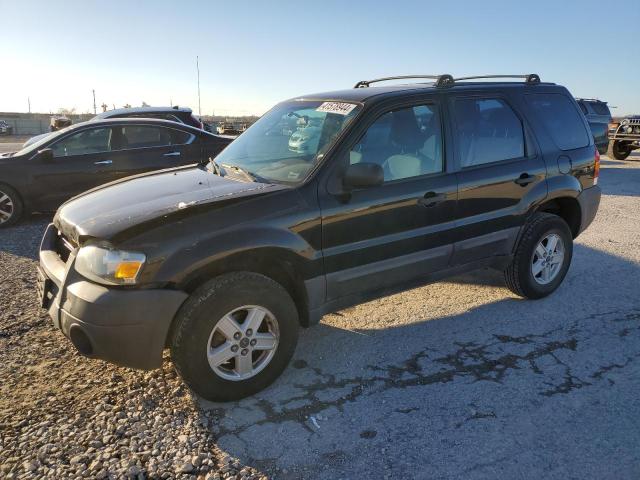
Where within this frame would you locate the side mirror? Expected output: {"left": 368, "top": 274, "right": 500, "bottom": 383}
{"left": 37, "top": 148, "right": 54, "bottom": 163}
{"left": 343, "top": 162, "right": 384, "bottom": 190}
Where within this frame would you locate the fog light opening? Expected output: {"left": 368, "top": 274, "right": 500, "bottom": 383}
{"left": 69, "top": 325, "right": 93, "bottom": 356}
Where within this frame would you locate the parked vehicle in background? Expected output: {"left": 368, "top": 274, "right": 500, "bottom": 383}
{"left": 576, "top": 98, "right": 611, "bottom": 155}
{"left": 91, "top": 106, "right": 204, "bottom": 129}
{"left": 608, "top": 116, "right": 640, "bottom": 160}
{"left": 0, "top": 118, "right": 231, "bottom": 226}
{"left": 0, "top": 120, "right": 13, "bottom": 135}
{"left": 38, "top": 73, "right": 601, "bottom": 401}
{"left": 216, "top": 122, "right": 248, "bottom": 135}
{"left": 23, "top": 106, "right": 205, "bottom": 149}
{"left": 50, "top": 116, "right": 72, "bottom": 132}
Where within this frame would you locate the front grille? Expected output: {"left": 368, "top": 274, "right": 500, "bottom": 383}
{"left": 54, "top": 230, "right": 76, "bottom": 263}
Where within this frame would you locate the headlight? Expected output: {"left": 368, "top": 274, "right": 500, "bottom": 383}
{"left": 75, "top": 244, "right": 146, "bottom": 285}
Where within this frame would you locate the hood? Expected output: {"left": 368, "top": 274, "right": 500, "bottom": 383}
{"left": 55, "top": 166, "right": 287, "bottom": 244}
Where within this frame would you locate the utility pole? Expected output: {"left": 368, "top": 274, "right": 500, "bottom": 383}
{"left": 196, "top": 56, "right": 201, "bottom": 118}
{"left": 92, "top": 89, "right": 97, "bottom": 114}
{"left": 28, "top": 97, "right": 31, "bottom": 113}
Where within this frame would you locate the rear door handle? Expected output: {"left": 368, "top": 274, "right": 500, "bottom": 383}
{"left": 514, "top": 173, "right": 535, "bottom": 186}
{"left": 164, "top": 151, "right": 181, "bottom": 157}
{"left": 418, "top": 191, "right": 446, "bottom": 207}
{"left": 94, "top": 160, "right": 112, "bottom": 165}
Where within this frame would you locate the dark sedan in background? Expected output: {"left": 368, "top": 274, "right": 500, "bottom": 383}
{"left": 0, "top": 118, "right": 231, "bottom": 226}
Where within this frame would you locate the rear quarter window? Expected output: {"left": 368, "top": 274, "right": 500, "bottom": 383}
{"left": 525, "top": 93, "right": 590, "bottom": 150}
{"left": 589, "top": 102, "right": 611, "bottom": 116}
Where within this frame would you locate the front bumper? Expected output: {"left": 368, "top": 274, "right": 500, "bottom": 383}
{"left": 576, "top": 185, "right": 601, "bottom": 235}
{"left": 38, "top": 224, "right": 188, "bottom": 370}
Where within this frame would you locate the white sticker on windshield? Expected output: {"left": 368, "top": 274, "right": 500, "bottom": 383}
{"left": 316, "top": 102, "right": 357, "bottom": 115}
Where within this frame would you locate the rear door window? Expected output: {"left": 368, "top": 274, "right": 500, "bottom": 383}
{"left": 452, "top": 98, "right": 525, "bottom": 167}
{"left": 120, "top": 125, "right": 172, "bottom": 149}
{"left": 170, "top": 129, "right": 194, "bottom": 145}
{"left": 525, "top": 93, "right": 590, "bottom": 150}
{"left": 589, "top": 102, "right": 611, "bottom": 116}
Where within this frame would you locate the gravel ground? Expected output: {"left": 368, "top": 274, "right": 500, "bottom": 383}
{"left": 1, "top": 154, "right": 639, "bottom": 479}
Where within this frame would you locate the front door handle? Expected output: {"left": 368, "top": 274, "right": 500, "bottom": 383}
{"left": 514, "top": 173, "right": 535, "bottom": 186}
{"left": 94, "top": 160, "right": 113, "bottom": 165}
{"left": 418, "top": 191, "right": 446, "bottom": 207}
{"left": 164, "top": 151, "right": 181, "bottom": 157}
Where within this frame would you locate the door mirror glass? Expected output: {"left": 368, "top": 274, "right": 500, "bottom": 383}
{"left": 343, "top": 162, "right": 384, "bottom": 189}
{"left": 36, "top": 148, "right": 53, "bottom": 162}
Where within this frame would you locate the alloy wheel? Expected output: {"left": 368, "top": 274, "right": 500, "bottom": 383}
{"left": 531, "top": 233, "right": 565, "bottom": 285}
{"left": 206, "top": 305, "right": 280, "bottom": 381}
{"left": 0, "top": 191, "right": 14, "bottom": 225}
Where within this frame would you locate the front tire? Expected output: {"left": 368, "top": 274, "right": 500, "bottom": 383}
{"left": 607, "top": 140, "right": 631, "bottom": 160}
{"left": 504, "top": 213, "right": 573, "bottom": 299}
{"left": 0, "top": 184, "right": 23, "bottom": 228}
{"left": 170, "top": 272, "right": 299, "bottom": 401}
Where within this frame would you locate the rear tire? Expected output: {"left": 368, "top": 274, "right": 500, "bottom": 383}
{"left": 504, "top": 213, "right": 573, "bottom": 299}
{"left": 170, "top": 272, "right": 299, "bottom": 402}
{"left": 0, "top": 184, "right": 23, "bottom": 228}
{"left": 607, "top": 140, "right": 631, "bottom": 160}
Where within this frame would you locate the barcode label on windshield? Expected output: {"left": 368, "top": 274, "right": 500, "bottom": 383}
{"left": 316, "top": 102, "right": 357, "bottom": 115}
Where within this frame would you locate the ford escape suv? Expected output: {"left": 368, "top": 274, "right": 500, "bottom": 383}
{"left": 38, "top": 74, "right": 601, "bottom": 401}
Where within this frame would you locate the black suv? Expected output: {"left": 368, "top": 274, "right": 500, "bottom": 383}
{"left": 38, "top": 74, "right": 601, "bottom": 401}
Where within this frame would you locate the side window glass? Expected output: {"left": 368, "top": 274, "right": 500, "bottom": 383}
{"left": 170, "top": 129, "right": 193, "bottom": 145}
{"left": 51, "top": 128, "right": 112, "bottom": 157}
{"left": 350, "top": 104, "right": 443, "bottom": 182}
{"left": 578, "top": 102, "right": 588, "bottom": 115}
{"left": 164, "top": 114, "right": 182, "bottom": 123}
{"left": 119, "top": 126, "right": 172, "bottom": 149}
{"left": 525, "top": 93, "right": 590, "bottom": 150}
{"left": 453, "top": 98, "right": 525, "bottom": 167}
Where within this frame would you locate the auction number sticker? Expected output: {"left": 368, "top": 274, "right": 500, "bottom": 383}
{"left": 316, "top": 102, "right": 357, "bottom": 115}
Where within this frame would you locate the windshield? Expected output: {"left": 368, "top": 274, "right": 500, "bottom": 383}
{"left": 213, "top": 100, "right": 360, "bottom": 184}
{"left": 14, "top": 127, "right": 73, "bottom": 157}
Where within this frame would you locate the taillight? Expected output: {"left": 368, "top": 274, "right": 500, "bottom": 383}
{"left": 594, "top": 146, "right": 600, "bottom": 185}
{"left": 608, "top": 121, "right": 619, "bottom": 133}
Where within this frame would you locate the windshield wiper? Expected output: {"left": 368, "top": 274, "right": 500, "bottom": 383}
{"left": 209, "top": 158, "right": 223, "bottom": 176}
{"left": 220, "top": 163, "right": 265, "bottom": 183}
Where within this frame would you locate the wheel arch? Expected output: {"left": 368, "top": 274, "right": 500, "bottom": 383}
{"left": 177, "top": 247, "right": 316, "bottom": 328}
{"left": 534, "top": 195, "right": 581, "bottom": 238}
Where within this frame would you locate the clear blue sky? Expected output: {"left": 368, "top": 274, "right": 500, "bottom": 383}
{"left": 2, "top": 0, "right": 639, "bottom": 116}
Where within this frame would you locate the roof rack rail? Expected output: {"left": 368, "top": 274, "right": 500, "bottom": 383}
{"left": 353, "top": 74, "right": 454, "bottom": 88}
{"left": 452, "top": 74, "right": 541, "bottom": 85}
{"left": 575, "top": 97, "right": 606, "bottom": 103}
{"left": 353, "top": 73, "right": 540, "bottom": 89}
